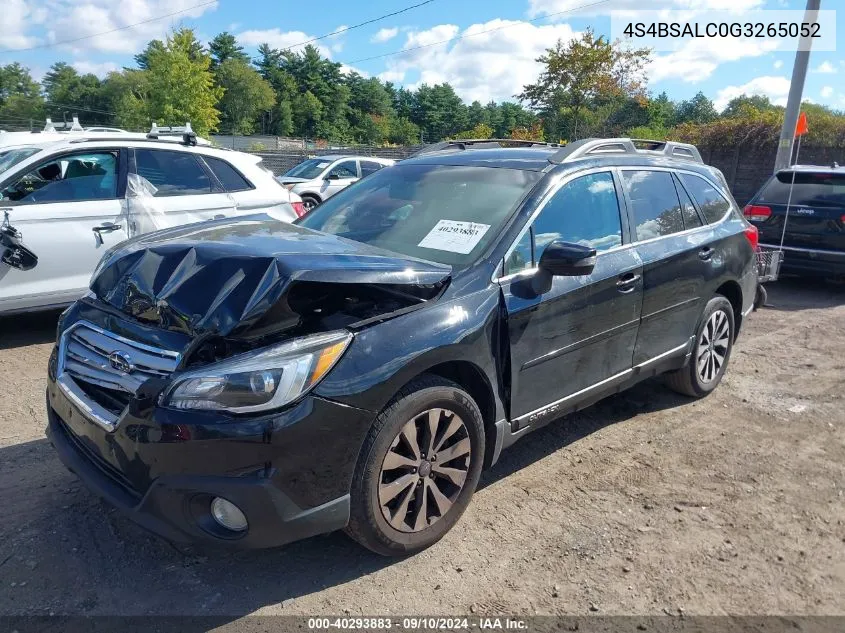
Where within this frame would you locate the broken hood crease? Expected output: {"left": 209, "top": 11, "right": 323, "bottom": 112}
{"left": 89, "top": 215, "right": 451, "bottom": 339}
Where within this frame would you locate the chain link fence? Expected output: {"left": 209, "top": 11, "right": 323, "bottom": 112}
{"left": 247, "top": 145, "right": 423, "bottom": 176}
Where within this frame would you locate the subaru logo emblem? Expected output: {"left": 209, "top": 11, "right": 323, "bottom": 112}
{"left": 108, "top": 351, "right": 134, "bottom": 374}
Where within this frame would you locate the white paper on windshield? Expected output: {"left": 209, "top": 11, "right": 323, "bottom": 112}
{"left": 316, "top": 162, "right": 330, "bottom": 168}
{"left": 418, "top": 220, "right": 491, "bottom": 254}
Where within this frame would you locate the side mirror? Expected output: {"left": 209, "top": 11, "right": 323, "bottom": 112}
{"left": 325, "top": 173, "right": 341, "bottom": 181}
{"left": 1, "top": 224, "right": 38, "bottom": 271}
{"left": 538, "top": 240, "right": 596, "bottom": 276}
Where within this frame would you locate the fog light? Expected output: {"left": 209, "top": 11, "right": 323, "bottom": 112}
{"left": 210, "top": 497, "right": 248, "bottom": 532}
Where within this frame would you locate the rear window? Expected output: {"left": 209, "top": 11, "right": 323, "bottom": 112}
{"left": 203, "top": 156, "right": 253, "bottom": 192}
{"left": 757, "top": 172, "right": 845, "bottom": 207}
{"left": 679, "top": 173, "right": 732, "bottom": 223}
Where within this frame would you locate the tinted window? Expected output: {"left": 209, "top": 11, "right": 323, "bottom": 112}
{"left": 505, "top": 229, "right": 533, "bottom": 275}
{"left": 284, "top": 158, "right": 333, "bottom": 179}
{"left": 204, "top": 156, "right": 253, "bottom": 192}
{"left": 756, "top": 172, "right": 845, "bottom": 208}
{"left": 674, "top": 176, "right": 703, "bottom": 229}
{"left": 2, "top": 151, "right": 117, "bottom": 204}
{"left": 679, "top": 173, "right": 731, "bottom": 223}
{"left": 623, "top": 170, "right": 685, "bottom": 240}
{"left": 298, "top": 164, "right": 541, "bottom": 266}
{"left": 135, "top": 149, "right": 211, "bottom": 196}
{"left": 361, "top": 160, "right": 385, "bottom": 177}
{"left": 329, "top": 160, "right": 358, "bottom": 179}
{"left": 532, "top": 172, "right": 623, "bottom": 259}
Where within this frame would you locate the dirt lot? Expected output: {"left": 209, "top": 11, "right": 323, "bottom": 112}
{"left": 0, "top": 279, "right": 843, "bottom": 620}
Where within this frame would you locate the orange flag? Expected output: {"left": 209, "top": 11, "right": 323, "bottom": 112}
{"left": 795, "top": 111, "right": 809, "bottom": 137}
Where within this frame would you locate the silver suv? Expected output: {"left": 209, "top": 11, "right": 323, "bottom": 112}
{"left": 277, "top": 155, "right": 395, "bottom": 212}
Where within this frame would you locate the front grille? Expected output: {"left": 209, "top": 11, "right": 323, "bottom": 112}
{"left": 58, "top": 321, "right": 181, "bottom": 428}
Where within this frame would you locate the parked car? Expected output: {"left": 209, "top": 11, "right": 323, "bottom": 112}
{"left": 0, "top": 136, "right": 303, "bottom": 315}
{"left": 46, "top": 138, "right": 756, "bottom": 556}
{"left": 744, "top": 164, "right": 845, "bottom": 279}
{"left": 277, "top": 155, "right": 395, "bottom": 212}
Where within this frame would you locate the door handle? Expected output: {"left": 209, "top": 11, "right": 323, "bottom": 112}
{"left": 616, "top": 272, "right": 641, "bottom": 292}
{"left": 699, "top": 246, "right": 714, "bottom": 260}
{"left": 92, "top": 223, "right": 122, "bottom": 233}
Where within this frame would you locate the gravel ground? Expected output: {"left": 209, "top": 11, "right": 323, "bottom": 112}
{"left": 0, "top": 278, "right": 843, "bottom": 619}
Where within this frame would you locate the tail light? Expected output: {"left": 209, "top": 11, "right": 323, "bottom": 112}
{"left": 744, "top": 224, "right": 759, "bottom": 250}
{"left": 291, "top": 201, "right": 307, "bottom": 218}
{"left": 743, "top": 204, "right": 772, "bottom": 222}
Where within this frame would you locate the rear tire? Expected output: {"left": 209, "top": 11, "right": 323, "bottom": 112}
{"left": 345, "top": 375, "right": 485, "bottom": 556}
{"left": 665, "top": 295, "right": 735, "bottom": 398}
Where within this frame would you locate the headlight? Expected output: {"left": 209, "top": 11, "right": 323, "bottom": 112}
{"left": 164, "top": 331, "right": 352, "bottom": 413}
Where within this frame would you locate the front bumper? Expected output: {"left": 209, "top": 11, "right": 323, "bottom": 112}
{"left": 761, "top": 243, "right": 845, "bottom": 277}
{"left": 45, "top": 375, "right": 374, "bottom": 548}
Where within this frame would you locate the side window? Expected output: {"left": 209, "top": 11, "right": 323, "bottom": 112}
{"left": 329, "top": 160, "right": 358, "bottom": 179}
{"left": 679, "top": 173, "right": 732, "bottom": 223}
{"left": 203, "top": 156, "right": 253, "bottom": 192}
{"left": 622, "top": 170, "right": 685, "bottom": 240}
{"left": 135, "top": 149, "right": 212, "bottom": 196}
{"left": 532, "top": 172, "right": 623, "bottom": 261}
{"left": 505, "top": 229, "right": 533, "bottom": 275}
{"left": 673, "top": 175, "right": 703, "bottom": 229}
{"left": 1, "top": 151, "right": 117, "bottom": 204}
{"left": 360, "top": 161, "right": 384, "bottom": 177}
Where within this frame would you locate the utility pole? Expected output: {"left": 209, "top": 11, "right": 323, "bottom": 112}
{"left": 774, "top": 0, "right": 821, "bottom": 172}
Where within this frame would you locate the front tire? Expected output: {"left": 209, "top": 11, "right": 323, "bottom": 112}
{"left": 345, "top": 375, "right": 485, "bottom": 556}
{"left": 301, "top": 194, "right": 320, "bottom": 213}
{"left": 665, "top": 295, "right": 735, "bottom": 398}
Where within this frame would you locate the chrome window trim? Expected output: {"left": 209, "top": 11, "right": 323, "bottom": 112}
{"left": 493, "top": 165, "right": 734, "bottom": 284}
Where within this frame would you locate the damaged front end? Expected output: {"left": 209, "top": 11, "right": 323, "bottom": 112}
{"left": 86, "top": 215, "right": 451, "bottom": 369}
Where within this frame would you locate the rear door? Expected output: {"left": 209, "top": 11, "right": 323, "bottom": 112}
{"left": 199, "top": 154, "right": 293, "bottom": 221}
{"left": 622, "top": 169, "right": 715, "bottom": 365}
{"left": 0, "top": 149, "right": 129, "bottom": 312}
{"left": 128, "top": 148, "right": 236, "bottom": 234}
{"left": 500, "top": 170, "right": 643, "bottom": 425}
{"left": 749, "top": 171, "right": 845, "bottom": 252}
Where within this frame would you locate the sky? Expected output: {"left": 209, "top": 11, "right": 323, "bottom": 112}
{"left": 1, "top": 0, "right": 843, "bottom": 115}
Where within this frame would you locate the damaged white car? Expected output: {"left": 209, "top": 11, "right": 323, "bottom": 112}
{"left": 0, "top": 134, "right": 304, "bottom": 315}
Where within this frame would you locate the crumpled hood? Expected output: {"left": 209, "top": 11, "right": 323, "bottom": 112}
{"left": 90, "top": 215, "right": 451, "bottom": 339}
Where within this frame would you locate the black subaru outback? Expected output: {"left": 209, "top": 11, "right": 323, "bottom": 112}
{"left": 46, "top": 138, "right": 757, "bottom": 556}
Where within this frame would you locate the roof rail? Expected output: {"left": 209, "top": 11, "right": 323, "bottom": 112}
{"left": 412, "top": 138, "right": 562, "bottom": 157}
{"left": 549, "top": 137, "right": 702, "bottom": 164}
{"left": 147, "top": 121, "right": 198, "bottom": 146}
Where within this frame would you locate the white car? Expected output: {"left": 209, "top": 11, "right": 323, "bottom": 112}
{"left": 277, "top": 155, "right": 395, "bottom": 212}
{"left": 0, "top": 136, "right": 304, "bottom": 315}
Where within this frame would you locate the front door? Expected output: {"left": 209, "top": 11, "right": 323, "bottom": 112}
{"left": 0, "top": 149, "right": 129, "bottom": 312}
{"left": 322, "top": 159, "right": 359, "bottom": 200}
{"left": 500, "top": 170, "right": 643, "bottom": 427}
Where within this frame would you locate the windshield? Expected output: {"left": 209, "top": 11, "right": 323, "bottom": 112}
{"left": 759, "top": 172, "right": 845, "bottom": 207}
{"left": 0, "top": 147, "right": 41, "bottom": 174}
{"left": 297, "top": 163, "right": 541, "bottom": 266}
{"left": 284, "top": 158, "right": 333, "bottom": 179}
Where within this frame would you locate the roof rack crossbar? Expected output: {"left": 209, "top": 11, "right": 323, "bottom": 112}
{"left": 548, "top": 137, "right": 702, "bottom": 164}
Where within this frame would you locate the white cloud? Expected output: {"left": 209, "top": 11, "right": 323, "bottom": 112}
{"left": 820, "top": 86, "right": 834, "bottom": 99}
{"left": 527, "top": 0, "right": 764, "bottom": 18}
{"left": 371, "top": 27, "right": 399, "bottom": 43}
{"left": 773, "top": 59, "right": 783, "bottom": 69}
{"left": 378, "top": 19, "right": 579, "bottom": 103}
{"left": 713, "top": 75, "right": 790, "bottom": 111}
{"left": 72, "top": 61, "right": 119, "bottom": 77}
{"left": 812, "top": 61, "right": 837, "bottom": 74}
{"left": 0, "top": 0, "right": 48, "bottom": 49}
{"left": 237, "top": 29, "right": 332, "bottom": 58}
{"left": 36, "top": 0, "right": 219, "bottom": 54}
{"left": 649, "top": 37, "right": 781, "bottom": 83}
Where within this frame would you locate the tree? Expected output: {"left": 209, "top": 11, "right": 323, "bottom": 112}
{"left": 215, "top": 58, "right": 275, "bottom": 134}
{"left": 101, "top": 69, "right": 150, "bottom": 131}
{"left": 0, "top": 63, "right": 44, "bottom": 125}
{"left": 675, "top": 92, "right": 718, "bottom": 125}
{"left": 452, "top": 123, "right": 493, "bottom": 139}
{"left": 209, "top": 32, "right": 248, "bottom": 69}
{"left": 721, "top": 94, "right": 779, "bottom": 118}
{"left": 519, "top": 28, "right": 651, "bottom": 140}
{"left": 143, "top": 29, "right": 223, "bottom": 135}
{"left": 413, "top": 83, "right": 468, "bottom": 141}
{"left": 42, "top": 62, "right": 106, "bottom": 124}
{"left": 134, "top": 39, "right": 166, "bottom": 70}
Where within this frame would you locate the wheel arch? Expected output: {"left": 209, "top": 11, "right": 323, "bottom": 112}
{"left": 714, "top": 279, "right": 743, "bottom": 338}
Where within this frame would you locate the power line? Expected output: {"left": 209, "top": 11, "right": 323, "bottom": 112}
{"left": 0, "top": 0, "right": 217, "bottom": 53}
{"left": 344, "top": 0, "right": 609, "bottom": 65}
{"left": 278, "top": 0, "right": 437, "bottom": 52}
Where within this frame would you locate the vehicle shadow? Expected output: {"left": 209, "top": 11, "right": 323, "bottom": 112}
{"left": 0, "top": 379, "right": 690, "bottom": 618}
{"left": 0, "top": 309, "right": 61, "bottom": 350}
{"left": 761, "top": 276, "right": 845, "bottom": 312}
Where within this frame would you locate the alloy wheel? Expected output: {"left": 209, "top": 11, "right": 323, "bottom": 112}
{"left": 378, "top": 408, "right": 471, "bottom": 533}
{"left": 697, "top": 309, "right": 731, "bottom": 384}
